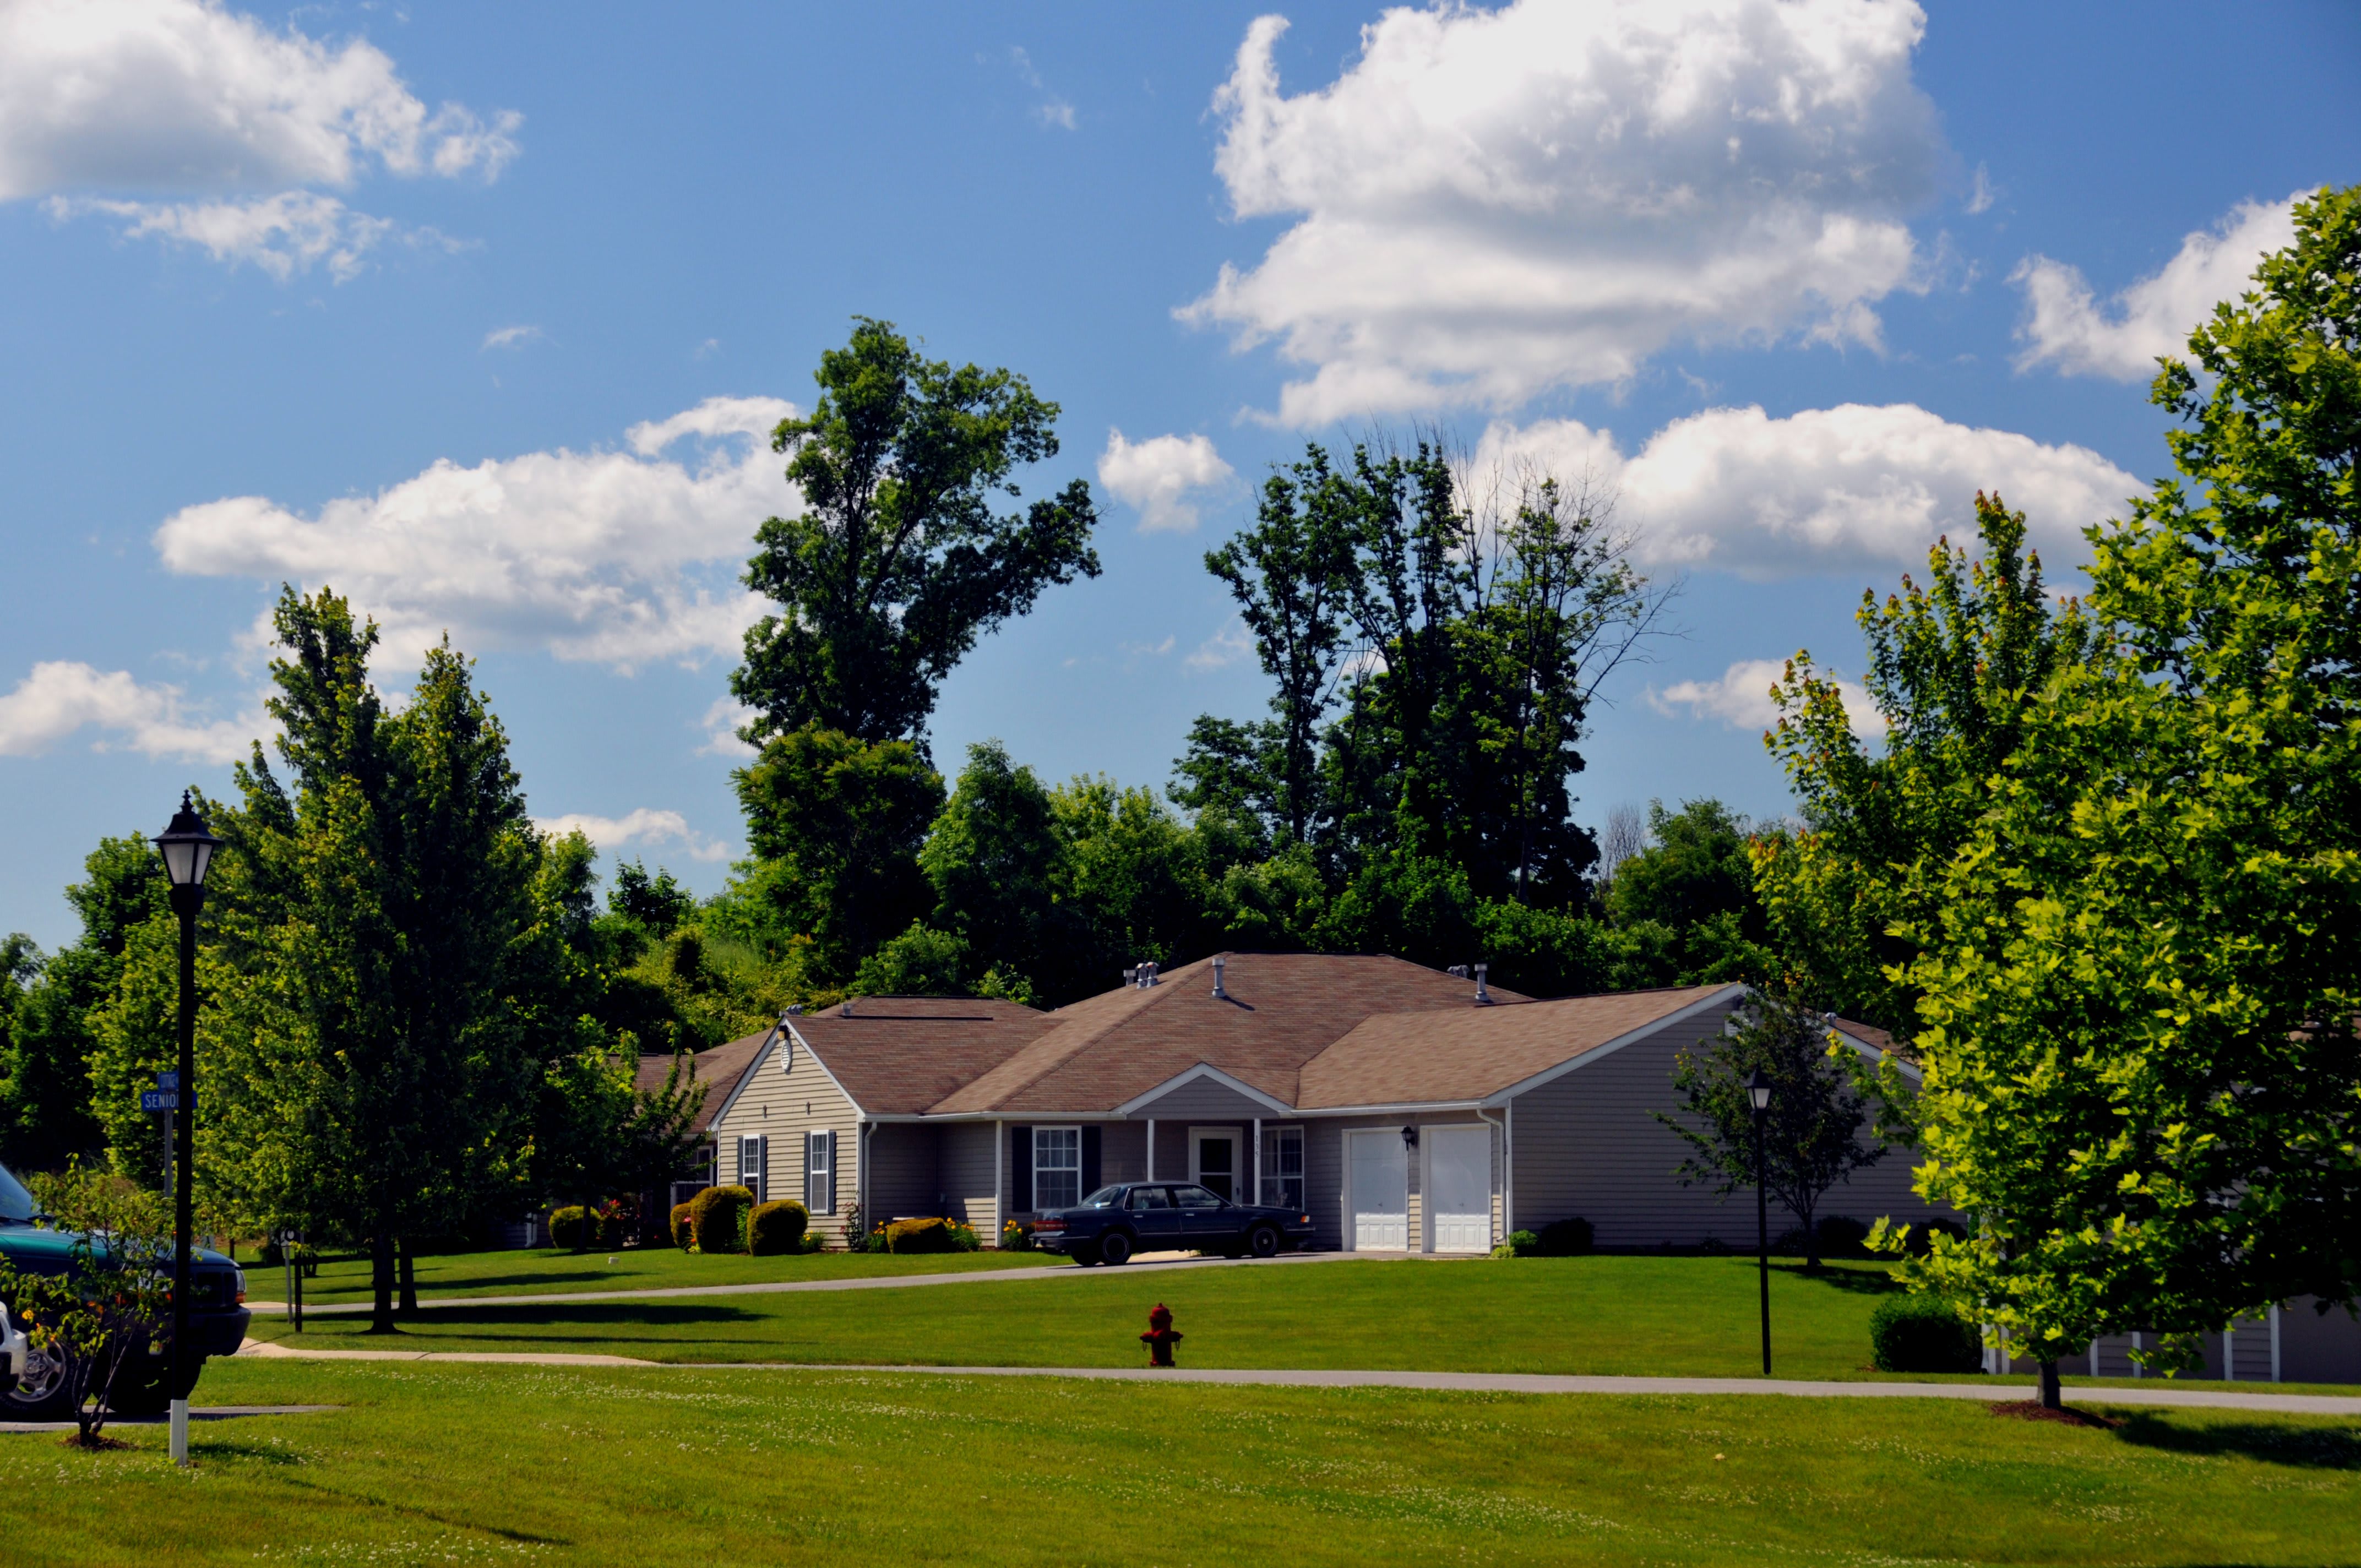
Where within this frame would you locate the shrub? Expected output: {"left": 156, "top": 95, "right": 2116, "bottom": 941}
{"left": 862, "top": 1228, "right": 890, "bottom": 1253}
{"left": 798, "top": 1230, "right": 826, "bottom": 1254}
{"left": 946, "top": 1221, "right": 981, "bottom": 1252}
{"left": 1535, "top": 1217, "right": 1593, "bottom": 1257}
{"left": 1870, "top": 1294, "right": 1983, "bottom": 1373}
{"left": 1499, "top": 1229, "right": 1539, "bottom": 1258}
{"left": 670, "top": 1202, "right": 694, "bottom": 1250}
{"left": 748, "top": 1199, "right": 810, "bottom": 1256}
{"left": 549, "top": 1206, "right": 595, "bottom": 1249}
{"left": 1816, "top": 1216, "right": 1871, "bottom": 1257}
{"left": 1000, "top": 1220, "right": 1034, "bottom": 1252}
{"left": 886, "top": 1217, "right": 959, "bottom": 1254}
{"left": 690, "top": 1184, "right": 755, "bottom": 1255}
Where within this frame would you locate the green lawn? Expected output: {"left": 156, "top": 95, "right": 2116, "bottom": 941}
{"left": 256, "top": 1241, "right": 1059, "bottom": 1304}
{"left": 250, "top": 1255, "right": 1927, "bottom": 1378}
{"left": 7, "top": 1357, "right": 2357, "bottom": 1566}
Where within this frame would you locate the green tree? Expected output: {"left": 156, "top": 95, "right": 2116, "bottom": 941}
{"left": 920, "top": 741, "right": 1066, "bottom": 993}
{"left": 1602, "top": 800, "right": 1775, "bottom": 987}
{"left": 0, "top": 839, "right": 166, "bottom": 1170}
{"left": 1657, "top": 989, "right": 1888, "bottom": 1267}
{"left": 1754, "top": 494, "right": 2097, "bottom": 1033}
{"left": 732, "top": 318, "right": 1101, "bottom": 748}
{"left": 607, "top": 861, "right": 693, "bottom": 936}
{"left": 1897, "top": 185, "right": 2361, "bottom": 1408}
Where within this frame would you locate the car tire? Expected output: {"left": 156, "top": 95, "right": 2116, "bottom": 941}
{"left": 1248, "top": 1225, "right": 1281, "bottom": 1260}
{"left": 1099, "top": 1231, "right": 1134, "bottom": 1267}
{"left": 0, "top": 1342, "right": 75, "bottom": 1422}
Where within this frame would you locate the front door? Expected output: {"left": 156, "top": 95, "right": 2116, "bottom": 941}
{"left": 1348, "top": 1129, "right": 1407, "bottom": 1250}
{"left": 1427, "top": 1126, "right": 1492, "bottom": 1253}
{"left": 1191, "top": 1130, "right": 1237, "bottom": 1202}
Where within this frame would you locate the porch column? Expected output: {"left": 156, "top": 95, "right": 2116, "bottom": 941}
{"left": 1252, "top": 1117, "right": 1261, "bottom": 1206}
{"left": 994, "top": 1119, "right": 1005, "bottom": 1239}
{"left": 1146, "top": 1118, "right": 1156, "bottom": 1181}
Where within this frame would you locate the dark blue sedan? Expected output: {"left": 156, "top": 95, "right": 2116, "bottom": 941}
{"left": 1031, "top": 1182, "right": 1315, "bottom": 1266}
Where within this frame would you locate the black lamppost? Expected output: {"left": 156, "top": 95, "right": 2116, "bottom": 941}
{"left": 1745, "top": 1068, "right": 1774, "bottom": 1376}
{"left": 155, "top": 792, "right": 220, "bottom": 1468}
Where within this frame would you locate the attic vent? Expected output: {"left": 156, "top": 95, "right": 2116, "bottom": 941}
{"left": 1122, "top": 966, "right": 1138, "bottom": 987}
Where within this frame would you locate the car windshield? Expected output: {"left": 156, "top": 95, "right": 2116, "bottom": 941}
{"left": 1078, "top": 1186, "right": 1125, "bottom": 1208}
{"left": 0, "top": 1160, "right": 34, "bottom": 1224}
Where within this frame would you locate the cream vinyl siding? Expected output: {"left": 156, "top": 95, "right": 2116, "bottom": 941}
{"left": 706, "top": 1037, "right": 861, "bottom": 1245}
{"left": 865, "top": 1123, "right": 938, "bottom": 1224}
{"left": 1507, "top": 997, "right": 1946, "bottom": 1250}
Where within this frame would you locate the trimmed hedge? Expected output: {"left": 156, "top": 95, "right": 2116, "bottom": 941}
{"left": 549, "top": 1205, "right": 596, "bottom": 1249}
{"left": 885, "top": 1217, "right": 979, "bottom": 1254}
{"left": 1816, "top": 1216, "right": 1872, "bottom": 1257}
{"left": 1497, "top": 1229, "right": 1539, "bottom": 1259}
{"left": 748, "top": 1199, "right": 810, "bottom": 1256}
{"left": 1870, "top": 1293, "right": 1982, "bottom": 1373}
{"left": 690, "top": 1184, "right": 754, "bottom": 1254}
{"left": 670, "top": 1202, "right": 694, "bottom": 1250}
{"left": 1535, "top": 1217, "right": 1593, "bottom": 1256}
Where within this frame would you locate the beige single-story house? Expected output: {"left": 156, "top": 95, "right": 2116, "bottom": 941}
{"left": 690, "top": 951, "right": 1945, "bottom": 1253}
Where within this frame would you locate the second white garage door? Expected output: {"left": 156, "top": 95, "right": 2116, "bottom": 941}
{"left": 1427, "top": 1126, "right": 1492, "bottom": 1253}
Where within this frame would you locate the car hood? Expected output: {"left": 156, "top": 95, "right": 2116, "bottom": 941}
{"left": 0, "top": 1224, "right": 235, "bottom": 1268}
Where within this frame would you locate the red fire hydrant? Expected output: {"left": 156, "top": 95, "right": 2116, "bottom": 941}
{"left": 1140, "top": 1302, "right": 1183, "bottom": 1368}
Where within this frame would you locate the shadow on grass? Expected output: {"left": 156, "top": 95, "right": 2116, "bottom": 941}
{"left": 293, "top": 1302, "right": 766, "bottom": 1348}
{"left": 2110, "top": 1412, "right": 2361, "bottom": 1469}
{"left": 1778, "top": 1262, "right": 1903, "bottom": 1297}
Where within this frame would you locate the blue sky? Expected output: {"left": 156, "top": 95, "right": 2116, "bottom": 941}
{"left": 2, "top": 0, "right": 2355, "bottom": 949}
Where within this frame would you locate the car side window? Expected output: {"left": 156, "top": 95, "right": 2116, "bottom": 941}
{"left": 1174, "top": 1185, "right": 1223, "bottom": 1208}
{"left": 1129, "top": 1187, "right": 1171, "bottom": 1210}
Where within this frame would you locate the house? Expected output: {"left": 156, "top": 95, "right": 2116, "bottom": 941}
{"left": 696, "top": 951, "right": 1947, "bottom": 1253}
{"left": 631, "top": 1028, "right": 775, "bottom": 1236}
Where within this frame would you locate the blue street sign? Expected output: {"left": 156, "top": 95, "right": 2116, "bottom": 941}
{"left": 155, "top": 1070, "right": 179, "bottom": 1090}
{"left": 141, "top": 1090, "right": 179, "bottom": 1112}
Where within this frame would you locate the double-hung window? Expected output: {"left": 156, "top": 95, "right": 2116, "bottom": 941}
{"left": 738, "top": 1135, "right": 768, "bottom": 1203}
{"left": 1032, "top": 1126, "right": 1082, "bottom": 1212}
{"left": 1259, "top": 1125, "right": 1304, "bottom": 1210}
{"left": 805, "top": 1130, "right": 835, "bottom": 1215}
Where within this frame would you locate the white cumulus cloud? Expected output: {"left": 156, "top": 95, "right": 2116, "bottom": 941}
{"left": 1475, "top": 402, "right": 2136, "bottom": 578}
{"left": 1097, "top": 429, "right": 1236, "bottom": 533}
{"left": 534, "top": 808, "right": 731, "bottom": 864}
{"left": 1184, "top": 0, "right": 1942, "bottom": 424}
{"left": 2011, "top": 192, "right": 2303, "bottom": 380}
{"left": 0, "top": 661, "right": 263, "bottom": 762}
{"left": 42, "top": 189, "right": 451, "bottom": 282}
{"left": 0, "top": 0, "right": 518, "bottom": 200}
{"left": 154, "top": 396, "right": 800, "bottom": 669}
{"left": 1652, "top": 656, "right": 1882, "bottom": 737}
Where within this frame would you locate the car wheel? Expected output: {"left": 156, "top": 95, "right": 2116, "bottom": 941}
{"left": 1248, "top": 1225, "right": 1281, "bottom": 1260}
{"left": 1099, "top": 1231, "right": 1134, "bottom": 1267}
{"left": 1, "top": 1342, "right": 75, "bottom": 1422}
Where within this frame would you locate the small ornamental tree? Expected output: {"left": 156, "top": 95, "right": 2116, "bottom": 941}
{"left": 1, "top": 1164, "right": 174, "bottom": 1446}
{"left": 1657, "top": 989, "right": 1889, "bottom": 1267}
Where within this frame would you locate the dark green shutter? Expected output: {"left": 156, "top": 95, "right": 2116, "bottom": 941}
{"left": 1010, "top": 1125, "right": 1032, "bottom": 1213}
{"left": 1081, "top": 1126, "right": 1102, "bottom": 1194}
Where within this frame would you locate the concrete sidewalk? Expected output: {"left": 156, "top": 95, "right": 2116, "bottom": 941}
{"left": 242, "top": 1248, "right": 1361, "bottom": 1316}
{"left": 230, "top": 1342, "right": 2361, "bottom": 1413}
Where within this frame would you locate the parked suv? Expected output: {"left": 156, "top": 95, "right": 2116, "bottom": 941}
{"left": 0, "top": 1158, "right": 249, "bottom": 1419}
{"left": 1031, "top": 1182, "right": 1315, "bottom": 1266}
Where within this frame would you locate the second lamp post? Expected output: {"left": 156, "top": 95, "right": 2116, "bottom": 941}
{"left": 155, "top": 792, "right": 221, "bottom": 1468}
{"left": 1745, "top": 1067, "right": 1774, "bottom": 1376}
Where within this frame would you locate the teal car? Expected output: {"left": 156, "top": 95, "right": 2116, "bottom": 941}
{"left": 0, "top": 1159, "right": 249, "bottom": 1419}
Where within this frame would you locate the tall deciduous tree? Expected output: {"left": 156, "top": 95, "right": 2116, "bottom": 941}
{"left": 1898, "top": 185, "right": 2361, "bottom": 1408}
{"left": 732, "top": 318, "right": 1101, "bottom": 749}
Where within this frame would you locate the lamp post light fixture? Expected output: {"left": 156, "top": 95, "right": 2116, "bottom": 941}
{"left": 1744, "top": 1067, "right": 1774, "bottom": 1377}
{"left": 154, "top": 792, "right": 220, "bottom": 1468}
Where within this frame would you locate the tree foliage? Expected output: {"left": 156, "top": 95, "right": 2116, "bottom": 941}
{"left": 732, "top": 318, "right": 1101, "bottom": 748}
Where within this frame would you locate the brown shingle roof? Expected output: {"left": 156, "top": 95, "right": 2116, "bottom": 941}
{"left": 927, "top": 952, "right": 1528, "bottom": 1115}
{"left": 635, "top": 1029, "right": 772, "bottom": 1135}
{"left": 784, "top": 996, "right": 1054, "bottom": 1115}
{"left": 1297, "top": 985, "right": 1734, "bottom": 1108}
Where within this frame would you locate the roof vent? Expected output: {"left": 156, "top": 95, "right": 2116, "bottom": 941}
{"left": 785, "top": 1004, "right": 804, "bottom": 1016}
{"left": 1211, "top": 955, "right": 1228, "bottom": 1000}
{"left": 1123, "top": 965, "right": 1139, "bottom": 988}
{"left": 1446, "top": 964, "right": 1468, "bottom": 979}
{"left": 841, "top": 999, "right": 854, "bottom": 1017}
{"left": 1473, "top": 963, "right": 1491, "bottom": 1004}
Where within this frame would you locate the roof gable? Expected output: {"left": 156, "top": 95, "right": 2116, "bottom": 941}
{"left": 784, "top": 996, "right": 1054, "bottom": 1114}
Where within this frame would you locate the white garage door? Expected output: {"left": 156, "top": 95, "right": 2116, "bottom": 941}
{"left": 1428, "top": 1126, "right": 1491, "bottom": 1253}
{"left": 1348, "top": 1130, "right": 1407, "bottom": 1250}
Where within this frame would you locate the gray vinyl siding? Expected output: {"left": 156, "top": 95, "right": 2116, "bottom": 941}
{"left": 1304, "top": 1120, "right": 1343, "bottom": 1250}
{"left": 2281, "top": 1300, "right": 2361, "bottom": 1384}
{"left": 1133, "top": 1080, "right": 1279, "bottom": 1120}
{"left": 1508, "top": 997, "right": 1946, "bottom": 1250}
{"left": 866, "top": 1122, "right": 940, "bottom": 1226}
{"left": 1098, "top": 1120, "right": 1149, "bottom": 1186}
{"left": 707, "top": 1039, "right": 862, "bottom": 1245}
{"left": 942, "top": 1123, "right": 999, "bottom": 1237}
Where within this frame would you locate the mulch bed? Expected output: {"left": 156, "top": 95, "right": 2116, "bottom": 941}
{"left": 1990, "top": 1400, "right": 2121, "bottom": 1429}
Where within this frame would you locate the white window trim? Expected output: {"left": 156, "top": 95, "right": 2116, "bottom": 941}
{"left": 739, "top": 1134, "right": 767, "bottom": 1204}
{"left": 805, "top": 1130, "right": 834, "bottom": 1215}
{"left": 1259, "top": 1124, "right": 1306, "bottom": 1211}
{"left": 1187, "top": 1125, "right": 1240, "bottom": 1199}
{"left": 1032, "top": 1124, "right": 1082, "bottom": 1214}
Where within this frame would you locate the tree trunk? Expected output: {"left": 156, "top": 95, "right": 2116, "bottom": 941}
{"left": 2038, "top": 1358, "right": 2062, "bottom": 1410}
{"left": 367, "top": 1231, "right": 396, "bottom": 1334}
{"left": 397, "top": 1237, "right": 418, "bottom": 1316}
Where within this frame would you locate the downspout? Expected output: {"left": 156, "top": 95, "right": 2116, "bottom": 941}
{"left": 995, "top": 1119, "right": 1005, "bottom": 1244}
{"left": 1477, "top": 1103, "right": 1512, "bottom": 1241}
{"left": 859, "top": 1120, "right": 872, "bottom": 1247}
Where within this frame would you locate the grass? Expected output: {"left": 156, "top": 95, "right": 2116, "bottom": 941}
{"left": 257, "top": 1242, "right": 1057, "bottom": 1305}
{"left": 7, "top": 1356, "right": 2358, "bottom": 1566}
{"left": 249, "top": 1255, "right": 1939, "bottom": 1378}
